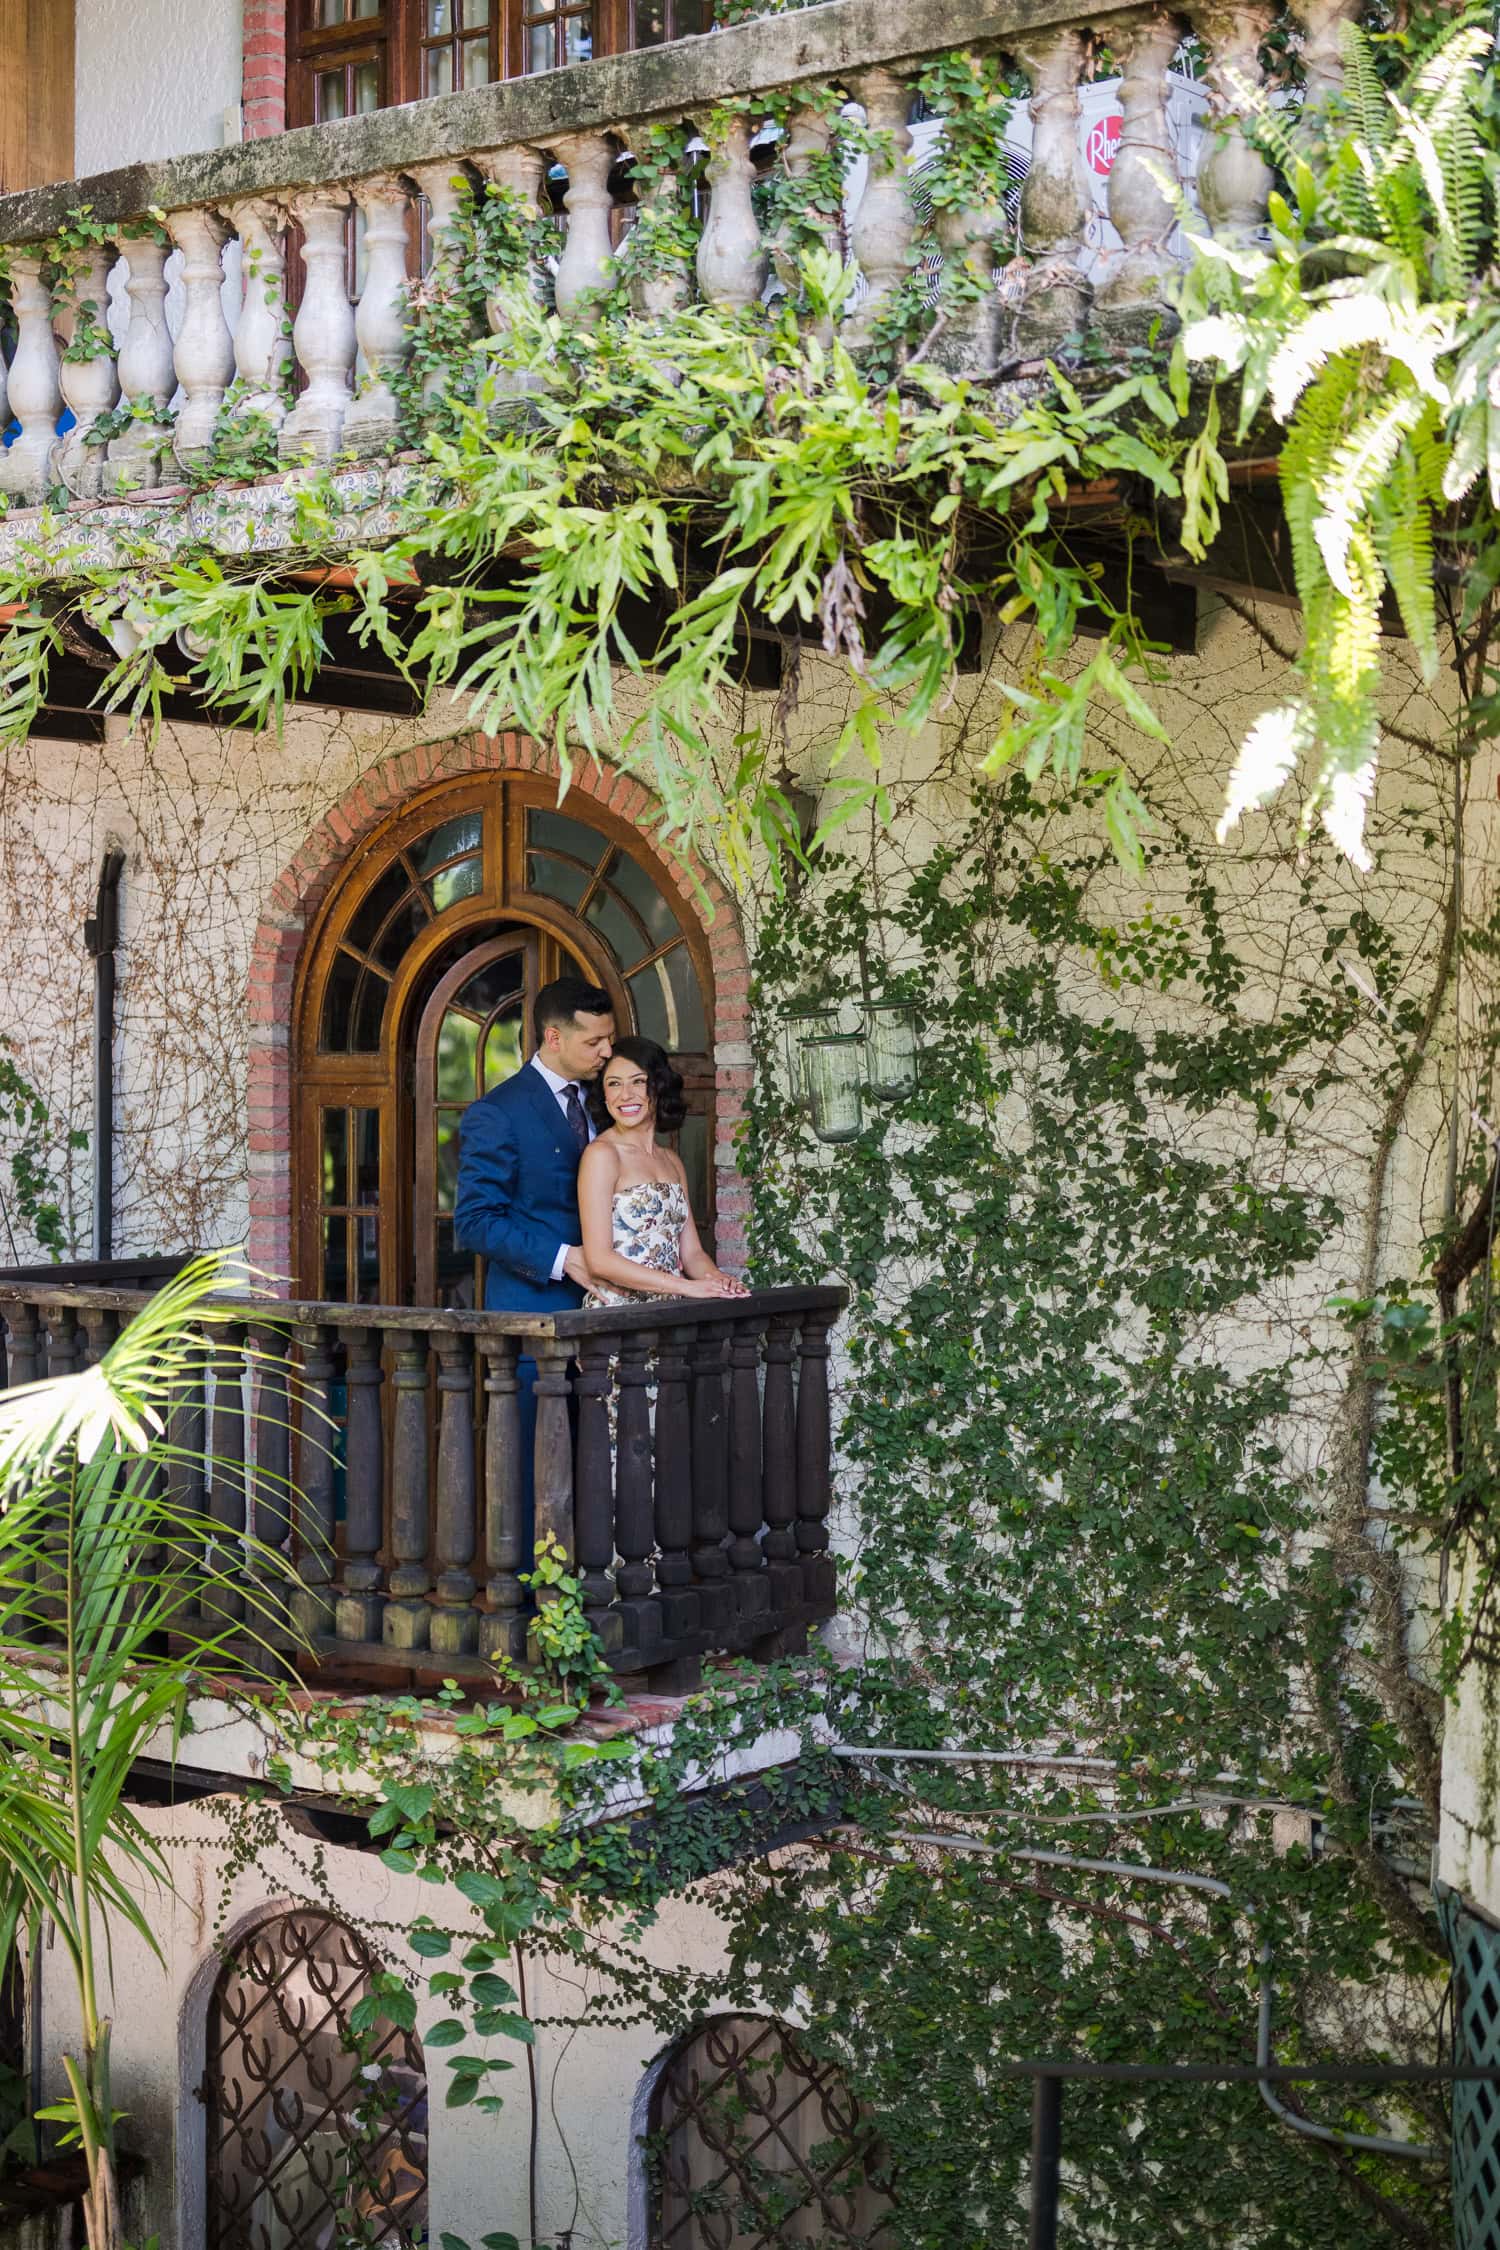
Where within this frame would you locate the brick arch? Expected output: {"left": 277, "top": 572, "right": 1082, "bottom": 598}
{"left": 246, "top": 730, "right": 753, "bottom": 1290}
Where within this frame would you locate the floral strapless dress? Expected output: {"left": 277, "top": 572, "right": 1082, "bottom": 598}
{"left": 583, "top": 1179, "right": 688, "bottom": 1308}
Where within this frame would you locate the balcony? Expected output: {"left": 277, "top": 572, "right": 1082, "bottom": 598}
{"left": 0, "top": 0, "right": 1262, "bottom": 613}
{"left": 0, "top": 1276, "right": 844, "bottom": 1696}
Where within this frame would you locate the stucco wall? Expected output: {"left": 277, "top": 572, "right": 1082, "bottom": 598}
{"left": 75, "top": 0, "right": 243, "bottom": 177}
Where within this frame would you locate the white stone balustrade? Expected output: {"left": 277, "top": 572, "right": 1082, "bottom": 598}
{"left": 0, "top": 0, "right": 1327, "bottom": 515}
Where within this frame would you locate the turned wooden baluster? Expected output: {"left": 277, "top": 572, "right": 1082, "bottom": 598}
{"left": 653, "top": 1321, "right": 699, "bottom": 1654}
{"left": 107, "top": 234, "right": 175, "bottom": 490}
{"left": 431, "top": 1331, "right": 478, "bottom": 1655}
{"left": 551, "top": 133, "right": 617, "bottom": 329}
{"left": 1011, "top": 28, "right": 1093, "bottom": 352}
{"left": 475, "top": 146, "right": 549, "bottom": 397}
{"left": 54, "top": 242, "right": 119, "bottom": 500}
{"left": 344, "top": 174, "right": 412, "bottom": 456}
{"left": 248, "top": 1327, "right": 294, "bottom": 1637}
{"left": 336, "top": 1324, "right": 385, "bottom": 1642}
{"left": 280, "top": 187, "right": 356, "bottom": 464}
{"left": 478, "top": 1334, "right": 527, "bottom": 1662}
{"left": 532, "top": 1337, "right": 577, "bottom": 1580}
{"left": 4, "top": 1301, "right": 43, "bottom": 1387}
{"left": 222, "top": 197, "right": 291, "bottom": 433}
{"left": 1095, "top": 9, "right": 1182, "bottom": 336}
{"left": 572, "top": 1329, "right": 621, "bottom": 1653}
{"left": 842, "top": 70, "right": 917, "bottom": 352}
{"left": 697, "top": 114, "right": 768, "bottom": 315}
{"left": 761, "top": 1311, "right": 801, "bottom": 1620}
{"left": 689, "top": 1325, "right": 732, "bottom": 1641}
{"left": 613, "top": 1325, "right": 661, "bottom": 1665}
{"left": 1191, "top": 0, "right": 1274, "bottom": 251}
{"left": 727, "top": 1315, "right": 770, "bottom": 1628}
{"left": 291, "top": 1321, "right": 338, "bottom": 1640}
{"left": 795, "top": 1309, "right": 836, "bottom": 1613}
{"left": 206, "top": 1320, "right": 247, "bottom": 1627}
{"left": 384, "top": 1332, "right": 432, "bottom": 1649}
{"left": 0, "top": 255, "right": 63, "bottom": 504}
{"left": 169, "top": 209, "right": 234, "bottom": 469}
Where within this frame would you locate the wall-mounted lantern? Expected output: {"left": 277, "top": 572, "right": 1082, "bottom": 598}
{"left": 783, "top": 997, "right": 922, "bottom": 1144}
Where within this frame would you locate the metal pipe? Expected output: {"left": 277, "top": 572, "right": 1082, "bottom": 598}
{"left": 84, "top": 849, "right": 124, "bottom": 1262}
{"left": 1255, "top": 1942, "right": 1443, "bottom": 2164}
{"left": 1027, "top": 2076, "right": 1063, "bottom": 2250}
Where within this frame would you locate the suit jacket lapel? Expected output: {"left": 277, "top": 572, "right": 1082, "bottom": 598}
{"left": 515, "top": 1062, "right": 581, "bottom": 1169}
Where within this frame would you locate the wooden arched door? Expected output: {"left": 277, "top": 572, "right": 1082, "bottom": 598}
{"left": 292, "top": 771, "right": 717, "bottom": 1307}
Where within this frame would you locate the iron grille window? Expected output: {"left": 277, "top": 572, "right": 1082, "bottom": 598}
{"left": 648, "top": 2015, "right": 896, "bottom": 2249}
{"left": 206, "top": 1910, "right": 428, "bottom": 2250}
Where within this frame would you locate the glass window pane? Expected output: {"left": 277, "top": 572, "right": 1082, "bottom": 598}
{"left": 425, "top": 45, "right": 455, "bottom": 95}
{"left": 355, "top": 1108, "right": 380, "bottom": 1202}
{"left": 322, "top": 1215, "right": 349, "bottom": 1302}
{"left": 437, "top": 1011, "right": 479, "bottom": 1101}
{"left": 315, "top": 68, "right": 348, "bottom": 122}
{"left": 355, "top": 0, "right": 381, "bottom": 14}
{"left": 351, "top": 969, "right": 388, "bottom": 1053}
{"left": 564, "top": 14, "right": 591, "bottom": 62}
{"left": 435, "top": 1114, "right": 460, "bottom": 1214}
{"left": 527, "top": 21, "right": 556, "bottom": 72}
{"left": 462, "top": 0, "right": 489, "bottom": 22}
{"left": 435, "top": 1216, "right": 472, "bottom": 1309}
{"left": 661, "top": 940, "right": 707, "bottom": 1049}
{"left": 628, "top": 959, "right": 670, "bottom": 1048}
{"left": 345, "top": 861, "right": 410, "bottom": 956}
{"left": 356, "top": 1214, "right": 381, "bottom": 1301}
{"left": 353, "top": 62, "right": 381, "bottom": 112}
{"left": 318, "top": 0, "right": 344, "bottom": 23}
{"left": 609, "top": 848, "right": 683, "bottom": 949}
{"left": 528, "top": 807, "right": 606, "bottom": 869}
{"left": 321, "top": 950, "right": 360, "bottom": 1050}
{"left": 321, "top": 1108, "right": 349, "bottom": 1203}
{"left": 371, "top": 894, "right": 430, "bottom": 975}
{"left": 410, "top": 813, "right": 484, "bottom": 876}
{"left": 483, "top": 1015, "right": 525, "bottom": 1089}
{"left": 464, "top": 37, "right": 494, "bottom": 87}
{"left": 428, "top": 0, "right": 453, "bottom": 26}
{"left": 428, "top": 854, "right": 483, "bottom": 914}
{"left": 526, "top": 850, "right": 591, "bottom": 913}
{"left": 586, "top": 885, "right": 646, "bottom": 969}
{"left": 634, "top": 0, "right": 669, "bottom": 40}
{"left": 455, "top": 952, "right": 524, "bottom": 1016}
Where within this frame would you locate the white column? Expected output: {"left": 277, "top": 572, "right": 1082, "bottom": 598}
{"left": 841, "top": 69, "right": 916, "bottom": 351}
{"left": 1011, "top": 27, "right": 1093, "bottom": 353}
{"left": 407, "top": 159, "right": 471, "bottom": 405}
{"left": 0, "top": 254, "right": 62, "bottom": 504}
{"left": 928, "top": 204, "right": 1004, "bottom": 377}
{"left": 280, "top": 187, "right": 357, "bottom": 465}
{"left": 344, "top": 174, "right": 412, "bottom": 456}
{"left": 1192, "top": 0, "right": 1274, "bottom": 250}
{"left": 474, "top": 146, "right": 548, "bottom": 395}
{"left": 769, "top": 106, "right": 837, "bottom": 297}
{"left": 222, "top": 197, "right": 291, "bottom": 433}
{"left": 1094, "top": 8, "right": 1182, "bottom": 334}
{"left": 626, "top": 147, "right": 695, "bottom": 320}
{"left": 550, "top": 133, "right": 617, "bottom": 329}
{"left": 107, "top": 235, "right": 176, "bottom": 490}
{"left": 697, "top": 113, "right": 768, "bottom": 314}
{"left": 168, "top": 209, "right": 235, "bottom": 469}
{"left": 54, "top": 243, "right": 120, "bottom": 501}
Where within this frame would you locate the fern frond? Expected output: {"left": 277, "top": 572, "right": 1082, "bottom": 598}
{"left": 1369, "top": 438, "right": 1441, "bottom": 678}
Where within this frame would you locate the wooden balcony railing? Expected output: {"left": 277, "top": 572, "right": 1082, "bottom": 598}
{"left": 0, "top": 1281, "right": 845, "bottom": 1692}
{"left": 0, "top": 0, "right": 1311, "bottom": 520}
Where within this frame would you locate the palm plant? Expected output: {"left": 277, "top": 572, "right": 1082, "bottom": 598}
{"left": 0, "top": 1254, "right": 305, "bottom": 2250}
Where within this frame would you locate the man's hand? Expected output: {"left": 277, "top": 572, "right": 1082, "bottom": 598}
{"left": 562, "top": 1245, "right": 593, "bottom": 1291}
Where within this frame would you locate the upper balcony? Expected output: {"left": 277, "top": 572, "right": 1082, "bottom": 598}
{"left": 0, "top": 0, "right": 1282, "bottom": 637}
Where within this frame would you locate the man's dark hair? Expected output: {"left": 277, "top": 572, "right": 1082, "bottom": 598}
{"left": 535, "top": 976, "right": 614, "bottom": 1044}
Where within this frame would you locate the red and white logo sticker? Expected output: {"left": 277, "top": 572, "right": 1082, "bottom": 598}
{"left": 1085, "top": 113, "right": 1122, "bottom": 176}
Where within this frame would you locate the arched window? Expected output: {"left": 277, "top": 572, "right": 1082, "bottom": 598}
{"left": 647, "top": 2015, "right": 896, "bottom": 2249}
{"left": 205, "top": 1910, "right": 427, "bottom": 2250}
{"left": 294, "top": 771, "right": 717, "bottom": 1306}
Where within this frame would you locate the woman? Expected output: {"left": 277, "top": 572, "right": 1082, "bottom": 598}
{"left": 578, "top": 1037, "right": 748, "bottom": 1305}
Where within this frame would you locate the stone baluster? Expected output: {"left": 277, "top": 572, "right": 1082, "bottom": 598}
{"left": 761, "top": 1312, "right": 802, "bottom": 1623}
{"left": 697, "top": 113, "right": 768, "bottom": 315}
{"left": 689, "top": 1326, "right": 732, "bottom": 1642}
{"left": 1095, "top": 9, "right": 1183, "bottom": 337}
{"left": 291, "top": 1322, "right": 338, "bottom": 1640}
{"left": 653, "top": 1321, "right": 700, "bottom": 1668}
{"left": 770, "top": 107, "right": 838, "bottom": 339}
{"left": 572, "top": 1329, "right": 621, "bottom": 1654}
{"left": 344, "top": 174, "right": 411, "bottom": 457}
{"left": 0, "top": 255, "right": 63, "bottom": 504}
{"left": 1299, "top": 0, "right": 1363, "bottom": 125}
{"left": 478, "top": 1334, "right": 527, "bottom": 1662}
{"left": 550, "top": 133, "right": 617, "bottom": 329}
{"left": 627, "top": 147, "right": 695, "bottom": 321}
{"left": 532, "top": 1337, "right": 577, "bottom": 1575}
{"left": 407, "top": 160, "right": 472, "bottom": 403}
{"left": 336, "top": 1324, "right": 385, "bottom": 1642}
{"left": 1011, "top": 28, "right": 1093, "bottom": 353}
{"left": 727, "top": 1315, "right": 770, "bottom": 1632}
{"left": 0, "top": 329, "right": 9, "bottom": 443}
{"left": 384, "top": 1333, "right": 432, "bottom": 1649}
{"left": 168, "top": 209, "right": 235, "bottom": 470}
{"left": 222, "top": 197, "right": 291, "bottom": 432}
{"left": 1191, "top": 0, "right": 1275, "bottom": 250}
{"left": 53, "top": 242, "right": 119, "bottom": 501}
{"left": 842, "top": 70, "right": 917, "bottom": 352}
{"left": 474, "top": 146, "right": 549, "bottom": 396}
{"left": 795, "top": 1309, "right": 836, "bottom": 1613}
{"left": 206, "top": 1321, "right": 247, "bottom": 1628}
{"left": 107, "top": 234, "right": 176, "bottom": 490}
{"left": 930, "top": 202, "right": 1006, "bottom": 378}
{"left": 280, "top": 188, "right": 356, "bottom": 465}
{"left": 431, "top": 1331, "right": 478, "bottom": 1654}
{"left": 612, "top": 1325, "right": 661, "bottom": 1665}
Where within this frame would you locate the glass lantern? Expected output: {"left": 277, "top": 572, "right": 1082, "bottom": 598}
{"left": 862, "top": 999, "right": 920, "bottom": 1102}
{"left": 782, "top": 1005, "right": 839, "bottom": 1104}
{"left": 801, "top": 1033, "right": 865, "bottom": 1144}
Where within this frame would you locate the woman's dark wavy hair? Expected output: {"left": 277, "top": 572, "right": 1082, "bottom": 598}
{"left": 587, "top": 1036, "right": 687, "bottom": 1133}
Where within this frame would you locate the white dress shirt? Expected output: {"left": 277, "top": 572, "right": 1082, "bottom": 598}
{"left": 531, "top": 1052, "right": 595, "bottom": 1282}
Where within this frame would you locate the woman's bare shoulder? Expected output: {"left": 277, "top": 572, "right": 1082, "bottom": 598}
{"left": 579, "top": 1133, "right": 622, "bottom": 1179}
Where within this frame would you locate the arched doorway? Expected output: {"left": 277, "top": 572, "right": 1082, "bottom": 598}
{"left": 293, "top": 773, "right": 715, "bottom": 1306}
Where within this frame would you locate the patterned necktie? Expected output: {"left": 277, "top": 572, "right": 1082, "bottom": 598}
{"left": 564, "top": 1081, "right": 590, "bottom": 1152}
